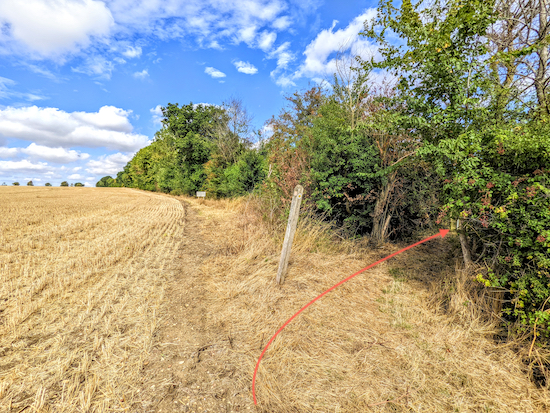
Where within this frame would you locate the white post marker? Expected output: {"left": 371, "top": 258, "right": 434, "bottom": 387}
{"left": 276, "top": 185, "right": 304, "bottom": 285}
{"left": 196, "top": 191, "right": 206, "bottom": 198}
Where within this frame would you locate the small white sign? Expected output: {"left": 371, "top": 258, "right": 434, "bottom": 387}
{"left": 196, "top": 191, "right": 206, "bottom": 198}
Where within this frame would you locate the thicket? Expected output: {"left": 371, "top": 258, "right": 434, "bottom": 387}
{"left": 105, "top": 0, "right": 550, "bottom": 341}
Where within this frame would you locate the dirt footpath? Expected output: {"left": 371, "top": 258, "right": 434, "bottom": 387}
{"left": 136, "top": 200, "right": 251, "bottom": 413}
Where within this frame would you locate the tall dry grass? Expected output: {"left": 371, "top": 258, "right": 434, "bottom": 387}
{"left": 184, "top": 194, "right": 550, "bottom": 412}
{"left": 0, "top": 187, "right": 185, "bottom": 412}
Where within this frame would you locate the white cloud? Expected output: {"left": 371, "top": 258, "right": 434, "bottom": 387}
{"left": 272, "top": 16, "right": 291, "bottom": 30}
{"left": 295, "top": 10, "right": 378, "bottom": 79}
{"left": 133, "top": 69, "right": 149, "bottom": 79}
{"left": 0, "top": 159, "right": 50, "bottom": 173}
{"left": 72, "top": 55, "right": 115, "bottom": 79}
{"left": 72, "top": 106, "right": 134, "bottom": 132}
{"left": 0, "top": 0, "right": 114, "bottom": 57}
{"left": 239, "top": 26, "right": 257, "bottom": 45}
{"left": 267, "top": 41, "right": 296, "bottom": 87}
{"left": 150, "top": 105, "right": 163, "bottom": 125}
{"left": 104, "top": 0, "right": 291, "bottom": 50}
{"left": 21, "top": 143, "right": 90, "bottom": 163}
{"left": 258, "top": 31, "right": 276, "bottom": 51}
{"left": 272, "top": 73, "right": 296, "bottom": 88}
{"left": 208, "top": 40, "right": 223, "bottom": 50}
{"left": 68, "top": 173, "right": 84, "bottom": 180}
{"left": 268, "top": 42, "right": 294, "bottom": 69}
{"left": 86, "top": 152, "right": 133, "bottom": 175}
{"left": 0, "top": 147, "right": 19, "bottom": 158}
{"left": 234, "top": 61, "right": 258, "bottom": 75}
{"left": 205, "top": 67, "right": 226, "bottom": 78}
{"left": 259, "top": 123, "right": 273, "bottom": 140}
{"left": 0, "top": 105, "right": 149, "bottom": 152}
{"left": 122, "top": 45, "right": 142, "bottom": 58}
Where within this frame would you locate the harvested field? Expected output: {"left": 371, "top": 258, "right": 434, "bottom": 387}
{"left": 0, "top": 187, "right": 185, "bottom": 412}
{"left": 2, "top": 187, "right": 550, "bottom": 412}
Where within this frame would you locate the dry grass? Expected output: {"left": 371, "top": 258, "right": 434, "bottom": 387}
{"left": 182, "top": 195, "right": 550, "bottom": 412}
{"left": 0, "top": 186, "right": 186, "bottom": 412}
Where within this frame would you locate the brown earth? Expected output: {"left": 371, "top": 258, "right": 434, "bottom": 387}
{"left": 135, "top": 200, "right": 252, "bottom": 413}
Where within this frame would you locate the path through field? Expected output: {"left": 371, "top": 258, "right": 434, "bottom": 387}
{"left": 135, "top": 201, "right": 252, "bottom": 413}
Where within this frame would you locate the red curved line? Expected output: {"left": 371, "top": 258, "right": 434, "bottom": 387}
{"left": 252, "top": 229, "right": 447, "bottom": 404}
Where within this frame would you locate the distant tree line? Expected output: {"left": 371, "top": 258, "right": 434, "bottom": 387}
{"left": 98, "top": 98, "right": 266, "bottom": 198}
{"left": 102, "top": 0, "right": 550, "bottom": 340}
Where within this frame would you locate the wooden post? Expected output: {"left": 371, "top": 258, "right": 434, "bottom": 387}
{"left": 276, "top": 185, "right": 304, "bottom": 285}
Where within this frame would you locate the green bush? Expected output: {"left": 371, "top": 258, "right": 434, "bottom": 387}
{"left": 435, "top": 123, "right": 550, "bottom": 335}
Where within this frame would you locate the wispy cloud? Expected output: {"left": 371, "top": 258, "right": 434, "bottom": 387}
{"left": 0, "top": 76, "right": 47, "bottom": 101}
{"left": 267, "top": 41, "right": 296, "bottom": 87}
{"left": 234, "top": 61, "right": 258, "bottom": 75}
{"left": 72, "top": 55, "right": 115, "bottom": 80}
{"left": 205, "top": 67, "right": 226, "bottom": 78}
{"left": 257, "top": 31, "right": 277, "bottom": 51}
{"left": 122, "top": 45, "right": 142, "bottom": 58}
{"left": 268, "top": 42, "right": 294, "bottom": 69}
{"left": 133, "top": 69, "right": 149, "bottom": 80}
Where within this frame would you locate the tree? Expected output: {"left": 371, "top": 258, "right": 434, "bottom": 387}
{"left": 363, "top": 0, "right": 550, "bottom": 336}
{"left": 96, "top": 176, "right": 115, "bottom": 187}
{"left": 60, "top": 181, "right": 68, "bottom": 187}
{"left": 27, "top": 181, "right": 34, "bottom": 186}
{"left": 203, "top": 97, "right": 263, "bottom": 197}
{"left": 486, "top": 0, "right": 550, "bottom": 117}
{"left": 141, "top": 102, "right": 223, "bottom": 194}
{"left": 12, "top": 182, "right": 19, "bottom": 186}
{"left": 265, "top": 87, "right": 325, "bottom": 204}
{"left": 45, "top": 183, "right": 52, "bottom": 186}
{"left": 1, "top": 182, "right": 6, "bottom": 186}
{"left": 213, "top": 97, "right": 253, "bottom": 165}
{"left": 74, "top": 182, "right": 84, "bottom": 187}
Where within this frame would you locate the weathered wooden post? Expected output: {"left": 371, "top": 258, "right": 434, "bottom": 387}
{"left": 276, "top": 185, "right": 304, "bottom": 285}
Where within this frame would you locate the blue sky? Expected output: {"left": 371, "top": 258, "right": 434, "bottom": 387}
{"left": 0, "top": 0, "right": 379, "bottom": 186}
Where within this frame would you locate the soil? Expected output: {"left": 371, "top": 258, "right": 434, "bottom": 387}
{"left": 136, "top": 200, "right": 251, "bottom": 413}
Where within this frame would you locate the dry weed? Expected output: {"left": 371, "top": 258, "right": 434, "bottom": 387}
{"left": 181, "top": 195, "right": 550, "bottom": 412}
